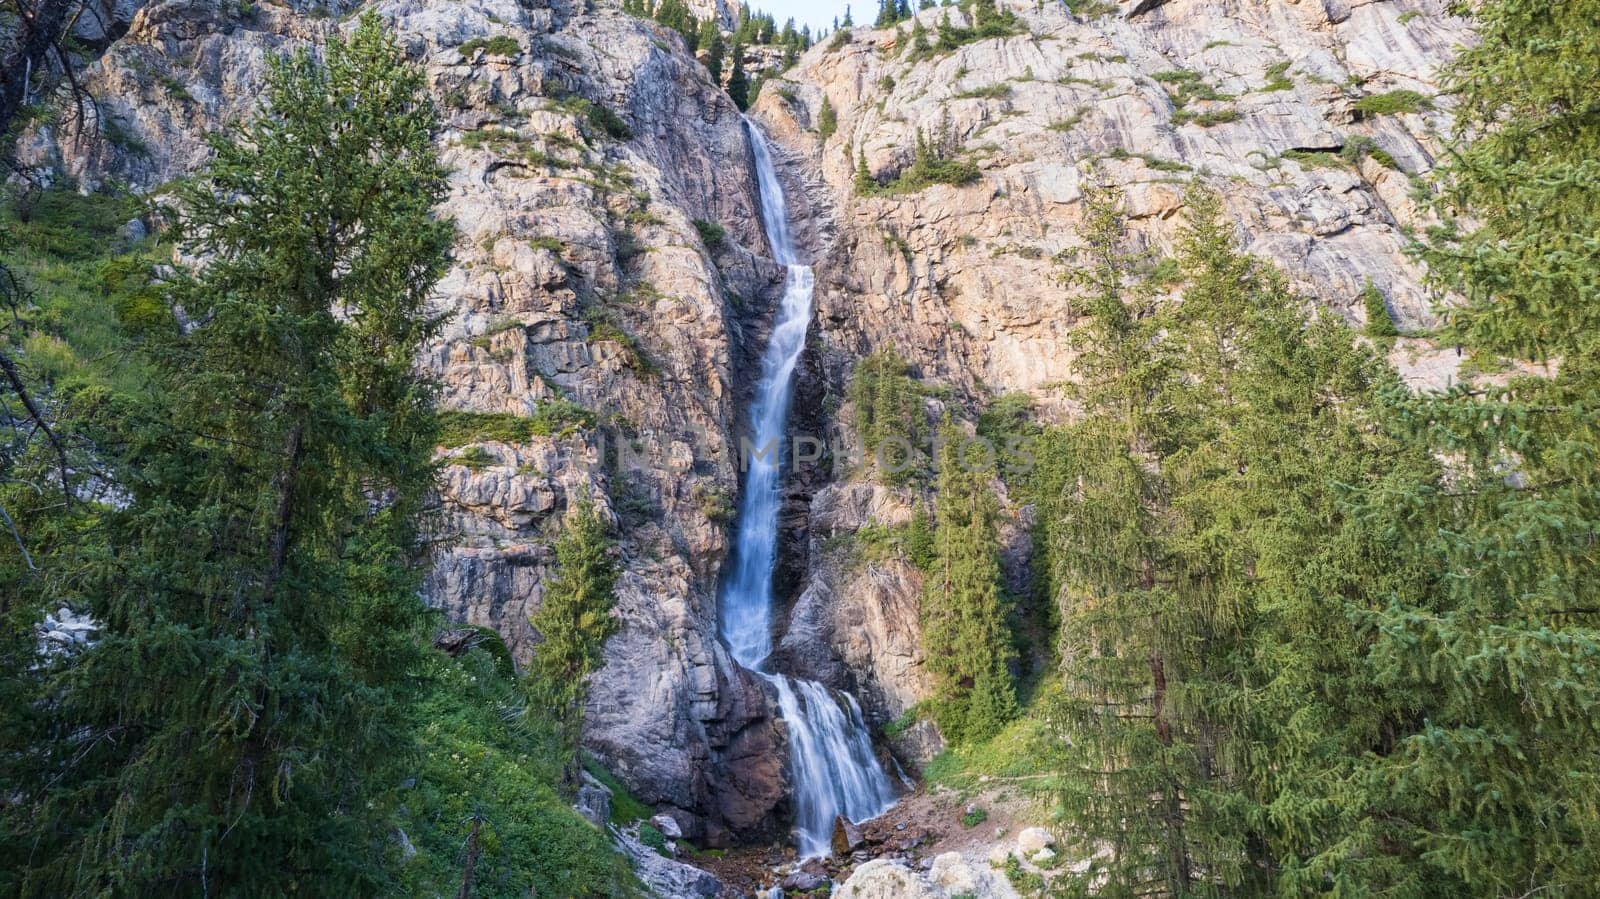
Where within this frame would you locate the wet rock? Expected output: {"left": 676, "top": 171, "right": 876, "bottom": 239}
{"left": 781, "top": 869, "right": 829, "bottom": 892}
{"left": 832, "top": 815, "right": 866, "bottom": 855}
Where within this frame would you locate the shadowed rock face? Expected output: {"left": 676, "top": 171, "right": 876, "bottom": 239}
{"left": 17, "top": 0, "right": 1473, "bottom": 846}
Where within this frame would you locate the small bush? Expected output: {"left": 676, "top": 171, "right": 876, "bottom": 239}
{"left": 692, "top": 219, "right": 725, "bottom": 249}
{"left": 961, "top": 806, "right": 989, "bottom": 828}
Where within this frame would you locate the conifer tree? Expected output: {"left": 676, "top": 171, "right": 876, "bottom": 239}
{"left": 698, "top": 17, "right": 726, "bottom": 84}
{"left": 653, "top": 0, "right": 698, "bottom": 48}
{"left": 525, "top": 503, "right": 619, "bottom": 791}
{"left": 1351, "top": 0, "right": 1600, "bottom": 891}
{"left": 1042, "top": 185, "right": 1427, "bottom": 894}
{"left": 817, "top": 95, "right": 837, "bottom": 142}
{"left": 727, "top": 43, "right": 749, "bottom": 110}
{"left": 0, "top": 15, "right": 453, "bottom": 894}
{"left": 922, "top": 418, "right": 1016, "bottom": 744}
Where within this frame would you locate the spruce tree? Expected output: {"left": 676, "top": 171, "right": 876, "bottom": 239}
{"left": 922, "top": 418, "right": 1016, "bottom": 744}
{"left": 1351, "top": 0, "right": 1600, "bottom": 891}
{"left": 698, "top": 17, "right": 726, "bottom": 85}
{"left": 817, "top": 95, "right": 837, "bottom": 142}
{"left": 1042, "top": 185, "right": 1427, "bottom": 894}
{"left": 2, "top": 15, "right": 453, "bottom": 894}
{"left": 727, "top": 43, "right": 749, "bottom": 110}
{"left": 525, "top": 503, "right": 619, "bottom": 791}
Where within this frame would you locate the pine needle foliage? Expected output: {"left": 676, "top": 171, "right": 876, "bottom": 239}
{"left": 524, "top": 502, "right": 619, "bottom": 791}
{"left": 1355, "top": 0, "right": 1600, "bottom": 891}
{"left": 1, "top": 16, "right": 454, "bottom": 894}
{"left": 922, "top": 417, "right": 1018, "bottom": 744}
{"left": 1040, "top": 185, "right": 1430, "bottom": 895}
{"left": 850, "top": 348, "right": 925, "bottom": 483}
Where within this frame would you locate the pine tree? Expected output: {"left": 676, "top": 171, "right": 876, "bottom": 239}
{"left": 1351, "top": 0, "right": 1600, "bottom": 891}
{"left": 654, "top": 0, "right": 698, "bottom": 49}
{"left": 854, "top": 148, "right": 877, "bottom": 193}
{"left": 1042, "top": 185, "right": 1426, "bottom": 894}
{"left": 849, "top": 349, "right": 924, "bottom": 482}
{"left": 525, "top": 503, "right": 619, "bottom": 791}
{"left": 922, "top": 417, "right": 1016, "bottom": 744}
{"left": 726, "top": 43, "right": 749, "bottom": 110}
{"left": 817, "top": 95, "right": 837, "bottom": 142}
{"left": 1, "top": 14, "right": 453, "bottom": 894}
{"left": 698, "top": 17, "right": 726, "bottom": 85}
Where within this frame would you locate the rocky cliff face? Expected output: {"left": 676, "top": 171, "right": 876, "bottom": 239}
{"left": 20, "top": 0, "right": 800, "bottom": 844}
{"left": 735, "top": 0, "right": 1470, "bottom": 742}
{"left": 14, "top": 0, "right": 1473, "bottom": 851}
{"left": 751, "top": 0, "right": 1471, "bottom": 402}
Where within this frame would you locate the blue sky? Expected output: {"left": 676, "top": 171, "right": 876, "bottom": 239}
{"left": 755, "top": 0, "right": 858, "bottom": 33}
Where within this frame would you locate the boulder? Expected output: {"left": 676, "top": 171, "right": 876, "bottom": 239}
{"left": 1017, "top": 826, "right": 1056, "bottom": 856}
{"left": 650, "top": 814, "right": 684, "bottom": 841}
{"left": 929, "top": 851, "right": 979, "bottom": 893}
{"left": 832, "top": 859, "right": 935, "bottom": 899}
{"left": 832, "top": 815, "right": 866, "bottom": 855}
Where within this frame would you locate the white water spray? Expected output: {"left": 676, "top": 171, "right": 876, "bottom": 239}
{"left": 720, "top": 119, "right": 897, "bottom": 857}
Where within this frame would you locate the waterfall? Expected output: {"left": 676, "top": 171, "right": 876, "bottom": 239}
{"left": 720, "top": 118, "right": 897, "bottom": 858}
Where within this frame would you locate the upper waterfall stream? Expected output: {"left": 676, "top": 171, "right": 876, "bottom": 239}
{"left": 719, "top": 119, "right": 897, "bottom": 857}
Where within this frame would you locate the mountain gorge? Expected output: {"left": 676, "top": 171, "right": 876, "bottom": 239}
{"left": 7, "top": 0, "right": 1599, "bottom": 895}
{"left": 16, "top": 0, "right": 1465, "bottom": 851}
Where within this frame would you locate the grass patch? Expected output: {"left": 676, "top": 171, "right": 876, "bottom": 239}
{"left": 954, "top": 83, "right": 1012, "bottom": 101}
{"left": 459, "top": 35, "right": 521, "bottom": 58}
{"left": 553, "top": 96, "right": 632, "bottom": 141}
{"left": 1, "top": 185, "right": 166, "bottom": 396}
{"left": 923, "top": 692, "right": 1057, "bottom": 795}
{"left": 1352, "top": 89, "right": 1430, "bottom": 118}
{"left": 1281, "top": 148, "right": 1348, "bottom": 169}
{"left": 1261, "top": 60, "right": 1293, "bottom": 92}
{"left": 582, "top": 756, "right": 653, "bottom": 825}
{"left": 1172, "top": 106, "right": 1240, "bottom": 127}
{"left": 1105, "top": 147, "right": 1192, "bottom": 172}
{"left": 437, "top": 403, "right": 595, "bottom": 447}
{"left": 396, "top": 650, "right": 639, "bottom": 896}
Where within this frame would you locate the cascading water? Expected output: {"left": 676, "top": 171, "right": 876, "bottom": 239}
{"left": 720, "top": 119, "right": 897, "bottom": 858}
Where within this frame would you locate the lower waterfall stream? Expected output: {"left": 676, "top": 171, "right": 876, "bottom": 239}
{"left": 719, "top": 119, "right": 897, "bottom": 858}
